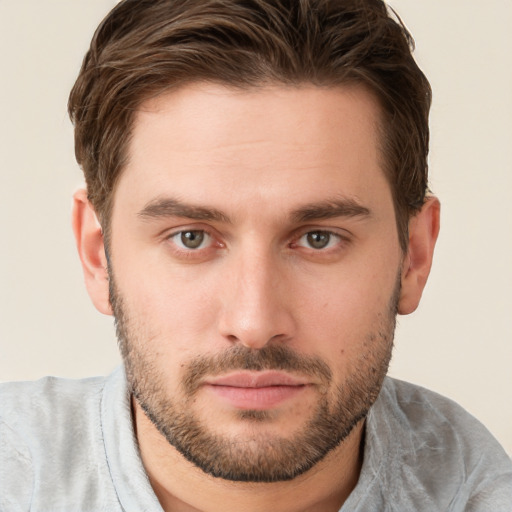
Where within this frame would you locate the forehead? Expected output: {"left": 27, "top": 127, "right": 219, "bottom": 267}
{"left": 114, "top": 83, "right": 391, "bottom": 219}
{"left": 132, "top": 83, "right": 383, "bottom": 158}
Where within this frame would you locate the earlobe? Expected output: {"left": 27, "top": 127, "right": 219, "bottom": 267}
{"left": 398, "top": 196, "right": 440, "bottom": 315}
{"left": 72, "top": 188, "right": 113, "bottom": 315}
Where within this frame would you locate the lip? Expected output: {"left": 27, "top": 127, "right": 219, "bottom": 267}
{"left": 205, "top": 371, "right": 310, "bottom": 388}
{"left": 203, "top": 371, "right": 310, "bottom": 410}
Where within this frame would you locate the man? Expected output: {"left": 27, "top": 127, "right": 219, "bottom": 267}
{"left": 1, "top": 0, "right": 511, "bottom": 510}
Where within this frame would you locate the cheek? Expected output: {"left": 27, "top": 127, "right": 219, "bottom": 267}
{"left": 115, "top": 259, "right": 221, "bottom": 360}
{"left": 294, "top": 262, "right": 398, "bottom": 357}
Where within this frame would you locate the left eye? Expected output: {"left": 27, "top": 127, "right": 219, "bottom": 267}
{"left": 170, "top": 230, "right": 211, "bottom": 250}
{"left": 297, "top": 230, "right": 341, "bottom": 250}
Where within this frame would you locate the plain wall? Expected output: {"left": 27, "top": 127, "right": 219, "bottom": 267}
{"left": 0, "top": 1, "right": 511, "bottom": 454}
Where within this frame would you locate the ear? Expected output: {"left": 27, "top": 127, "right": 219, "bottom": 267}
{"left": 398, "top": 196, "right": 440, "bottom": 315}
{"left": 72, "top": 188, "right": 112, "bottom": 315}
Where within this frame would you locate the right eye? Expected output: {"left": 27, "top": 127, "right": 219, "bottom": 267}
{"left": 295, "top": 230, "right": 344, "bottom": 250}
{"left": 169, "top": 230, "right": 212, "bottom": 250}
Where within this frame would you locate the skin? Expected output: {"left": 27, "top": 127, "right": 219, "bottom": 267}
{"left": 73, "top": 83, "right": 440, "bottom": 511}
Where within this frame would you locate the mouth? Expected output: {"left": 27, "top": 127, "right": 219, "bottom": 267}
{"left": 203, "top": 371, "right": 311, "bottom": 410}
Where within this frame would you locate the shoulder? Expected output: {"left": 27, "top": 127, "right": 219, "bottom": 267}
{"left": 368, "top": 378, "right": 512, "bottom": 510}
{"left": 0, "top": 373, "right": 119, "bottom": 511}
{"left": 0, "top": 374, "right": 107, "bottom": 443}
{"left": 0, "top": 373, "right": 106, "bottom": 407}
{"left": 380, "top": 377, "right": 508, "bottom": 455}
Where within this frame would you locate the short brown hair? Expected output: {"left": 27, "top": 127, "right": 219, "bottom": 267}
{"left": 69, "top": 0, "right": 431, "bottom": 251}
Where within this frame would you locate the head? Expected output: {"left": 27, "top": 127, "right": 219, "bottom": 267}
{"left": 69, "top": 0, "right": 431, "bottom": 252}
{"left": 70, "top": 0, "right": 439, "bottom": 484}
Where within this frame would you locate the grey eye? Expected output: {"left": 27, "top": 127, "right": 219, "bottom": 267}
{"left": 306, "top": 231, "right": 331, "bottom": 249}
{"left": 173, "top": 230, "right": 209, "bottom": 249}
{"left": 298, "top": 230, "right": 340, "bottom": 250}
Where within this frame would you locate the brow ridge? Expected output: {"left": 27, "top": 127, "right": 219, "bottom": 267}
{"left": 137, "top": 196, "right": 371, "bottom": 225}
{"left": 138, "top": 197, "right": 230, "bottom": 223}
{"left": 291, "top": 198, "right": 371, "bottom": 223}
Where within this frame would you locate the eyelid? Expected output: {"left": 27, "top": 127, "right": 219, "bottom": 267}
{"left": 163, "top": 224, "right": 225, "bottom": 258}
{"left": 169, "top": 229, "right": 212, "bottom": 250}
{"left": 289, "top": 227, "right": 352, "bottom": 252}
{"left": 162, "top": 223, "right": 215, "bottom": 240}
{"left": 160, "top": 223, "right": 351, "bottom": 260}
{"left": 292, "top": 225, "right": 351, "bottom": 241}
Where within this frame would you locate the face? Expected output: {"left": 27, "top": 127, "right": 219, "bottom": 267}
{"left": 108, "top": 84, "right": 403, "bottom": 482}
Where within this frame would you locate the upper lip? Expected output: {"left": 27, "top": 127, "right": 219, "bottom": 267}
{"left": 204, "top": 371, "right": 309, "bottom": 388}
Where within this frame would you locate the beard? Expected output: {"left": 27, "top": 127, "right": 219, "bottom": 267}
{"left": 109, "top": 270, "right": 398, "bottom": 483}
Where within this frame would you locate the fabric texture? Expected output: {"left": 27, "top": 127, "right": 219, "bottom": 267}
{"left": 1, "top": 367, "right": 511, "bottom": 511}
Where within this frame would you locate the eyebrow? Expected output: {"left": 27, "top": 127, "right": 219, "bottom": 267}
{"left": 137, "top": 196, "right": 371, "bottom": 224}
{"left": 138, "top": 198, "right": 231, "bottom": 223}
{"left": 291, "top": 198, "right": 371, "bottom": 223}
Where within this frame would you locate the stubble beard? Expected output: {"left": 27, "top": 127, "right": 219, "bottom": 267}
{"left": 109, "top": 271, "right": 398, "bottom": 483}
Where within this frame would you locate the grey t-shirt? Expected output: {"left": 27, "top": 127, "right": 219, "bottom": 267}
{"left": 1, "top": 367, "right": 511, "bottom": 511}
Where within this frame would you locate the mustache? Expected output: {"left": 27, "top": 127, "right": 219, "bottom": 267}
{"left": 182, "top": 344, "right": 332, "bottom": 395}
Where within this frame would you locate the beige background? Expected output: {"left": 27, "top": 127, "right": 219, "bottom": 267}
{"left": 0, "top": 1, "right": 511, "bottom": 454}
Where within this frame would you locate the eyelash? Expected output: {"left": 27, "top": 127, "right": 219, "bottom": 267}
{"left": 165, "top": 228, "right": 223, "bottom": 259}
{"left": 164, "top": 227, "right": 350, "bottom": 259}
{"left": 293, "top": 230, "right": 346, "bottom": 251}
{"left": 169, "top": 230, "right": 213, "bottom": 250}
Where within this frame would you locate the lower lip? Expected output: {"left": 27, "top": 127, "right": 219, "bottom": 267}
{"left": 204, "top": 384, "right": 307, "bottom": 410}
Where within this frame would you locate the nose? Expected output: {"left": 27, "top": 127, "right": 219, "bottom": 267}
{"left": 217, "top": 247, "right": 296, "bottom": 349}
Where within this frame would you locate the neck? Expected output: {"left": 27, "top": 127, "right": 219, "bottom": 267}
{"left": 133, "top": 398, "right": 364, "bottom": 512}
